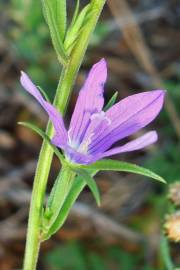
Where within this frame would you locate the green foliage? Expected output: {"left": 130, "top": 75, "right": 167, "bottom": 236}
{"left": 84, "top": 159, "right": 166, "bottom": 184}
{"left": 37, "top": 86, "right": 51, "bottom": 102}
{"left": 52, "top": 0, "right": 67, "bottom": 41}
{"left": 46, "top": 239, "right": 180, "bottom": 269}
{"left": 42, "top": 170, "right": 98, "bottom": 241}
{"left": 164, "top": 81, "right": 180, "bottom": 114}
{"left": 145, "top": 143, "right": 180, "bottom": 183}
{"left": 11, "top": 0, "right": 42, "bottom": 30}
{"left": 9, "top": 1, "right": 180, "bottom": 268}
{"left": 90, "top": 21, "right": 113, "bottom": 46}
{"left": 64, "top": 4, "right": 91, "bottom": 54}
{"left": 45, "top": 241, "right": 155, "bottom": 270}
{"left": 75, "top": 169, "right": 101, "bottom": 206}
{"left": 45, "top": 242, "right": 86, "bottom": 270}
{"left": 109, "top": 246, "right": 141, "bottom": 269}
{"left": 160, "top": 235, "right": 174, "bottom": 270}
{"left": 87, "top": 253, "right": 108, "bottom": 270}
{"left": 104, "top": 91, "right": 118, "bottom": 111}
{"left": 10, "top": 0, "right": 59, "bottom": 98}
{"left": 18, "top": 121, "right": 64, "bottom": 162}
{"left": 41, "top": 0, "right": 68, "bottom": 65}
{"left": 70, "top": 0, "right": 80, "bottom": 27}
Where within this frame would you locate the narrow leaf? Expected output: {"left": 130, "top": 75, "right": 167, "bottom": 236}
{"left": 44, "top": 167, "right": 76, "bottom": 231}
{"left": 55, "top": 0, "right": 67, "bottom": 41}
{"left": 42, "top": 170, "right": 98, "bottom": 241}
{"left": 18, "top": 122, "right": 64, "bottom": 162}
{"left": 104, "top": 91, "right": 118, "bottom": 111}
{"left": 76, "top": 169, "right": 101, "bottom": 206}
{"left": 37, "top": 86, "right": 51, "bottom": 103}
{"left": 160, "top": 235, "right": 174, "bottom": 270}
{"left": 83, "top": 159, "right": 166, "bottom": 183}
{"left": 70, "top": 0, "right": 80, "bottom": 28}
{"left": 64, "top": 4, "right": 91, "bottom": 53}
{"left": 41, "top": 0, "right": 68, "bottom": 65}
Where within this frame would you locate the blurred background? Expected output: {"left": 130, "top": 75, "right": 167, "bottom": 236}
{"left": 0, "top": 0, "right": 180, "bottom": 269}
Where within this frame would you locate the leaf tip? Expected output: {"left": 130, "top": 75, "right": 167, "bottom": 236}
{"left": 18, "top": 121, "right": 24, "bottom": 126}
{"left": 97, "top": 199, "right": 101, "bottom": 207}
{"left": 159, "top": 177, "right": 167, "bottom": 184}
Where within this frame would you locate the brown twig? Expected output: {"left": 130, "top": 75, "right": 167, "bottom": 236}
{"left": 0, "top": 184, "right": 145, "bottom": 245}
{"left": 71, "top": 202, "right": 144, "bottom": 244}
{"left": 108, "top": 0, "right": 180, "bottom": 139}
{"left": 0, "top": 160, "right": 36, "bottom": 196}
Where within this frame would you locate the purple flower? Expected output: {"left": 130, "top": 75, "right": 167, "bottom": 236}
{"left": 20, "top": 59, "right": 165, "bottom": 165}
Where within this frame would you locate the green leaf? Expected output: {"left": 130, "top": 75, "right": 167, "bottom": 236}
{"left": 70, "top": 0, "right": 80, "bottom": 28}
{"left": 42, "top": 170, "right": 98, "bottom": 241}
{"left": 54, "top": 0, "right": 67, "bottom": 41}
{"left": 46, "top": 242, "right": 87, "bottom": 269}
{"left": 76, "top": 169, "right": 101, "bottom": 206}
{"left": 104, "top": 91, "right": 118, "bottom": 111}
{"left": 18, "top": 121, "right": 64, "bottom": 162}
{"left": 43, "top": 167, "right": 76, "bottom": 232}
{"left": 160, "top": 235, "right": 174, "bottom": 270}
{"left": 37, "top": 86, "right": 51, "bottom": 103}
{"left": 41, "top": 0, "right": 68, "bottom": 65}
{"left": 64, "top": 4, "right": 91, "bottom": 54}
{"left": 83, "top": 159, "right": 166, "bottom": 184}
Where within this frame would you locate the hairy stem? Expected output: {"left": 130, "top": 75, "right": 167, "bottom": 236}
{"left": 23, "top": 1, "right": 106, "bottom": 270}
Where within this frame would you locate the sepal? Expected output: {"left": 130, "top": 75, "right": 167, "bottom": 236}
{"left": 82, "top": 159, "right": 166, "bottom": 184}
{"left": 41, "top": 169, "right": 98, "bottom": 241}
{"left": 104, "top": 91, "right": 118, "bottom": 111}
{"left": 18, "top": 121, "right": 64, "bottom": 162}
{"left": 37, "top": 86, "right": 51, "bottom": 103}
{"left": 75, "top": 168, "right": 101, "bottom": 206}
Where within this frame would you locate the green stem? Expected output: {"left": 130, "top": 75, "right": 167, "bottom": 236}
{"left": 160, "top": 235, "right": 174, "bottom": 270}
{"left": 23, "top": 1, "right": 106, "bottom": 270}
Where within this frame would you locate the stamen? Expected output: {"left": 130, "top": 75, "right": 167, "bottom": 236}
{"left": 67, "top": 128, "right": 72, "bottom": 144}
{"left": 68, "top": 128, "right": 79, "bottom": 149}
{"left": 90, "top": 111, "right": 111, "bottom": 125}
{"left": 78, "top": 132, "right": 94, "bottom": 154}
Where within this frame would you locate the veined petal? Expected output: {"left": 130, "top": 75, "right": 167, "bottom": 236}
{"left": 68, "top": 59, "right": 107, "bottom": 146}
{"left": 20, "top": 71, "right": 67, "bottom": 148}
{"left": 97, "top": 131, "right": 158, "bottom": 159}
{"left": 88, "top": 90, "right": 165, "bottom": 154}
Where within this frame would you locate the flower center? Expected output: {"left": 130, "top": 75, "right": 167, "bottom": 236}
{"left": 67, "top": 111, "right": 111, "bottom": 155}
{"left": 77, "top": 133, "right": 94, "bottom": 154}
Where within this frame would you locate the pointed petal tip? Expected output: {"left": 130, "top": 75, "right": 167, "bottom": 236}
{"left": 151, "top": 89, "right": 166, "bottom": 99}
{"left": 94, "top": 58, "right": 107, "bottom": 70}
{"left": 94, "top": 130, "right": 159, "bottom": 160}
{"left": 20, "top": 71, "right": 30, "bottom": 86}
{"left": 142, "top": 89, "right": 166, "bottom": 111}
{"left": 20, "top": 70, "right": 24, "bottom": 80}
{"left": 87, "top": 59, "right": 108, "bottom": 80}
{"left": 148, "top": 130, "right": 158, "bottom": 141}
{"left": 20, "top": 70, "right": 27, "bottom": 78}
{"left": 154, "top": 89, "right": 166, "bottom": 108}
{"left": 99, "top": 58, "right": 107, "bottom": 65}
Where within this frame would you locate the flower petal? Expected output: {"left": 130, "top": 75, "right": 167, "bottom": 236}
{"left": 97, "top": 131, "right": 158, "bottom": 159}
{"left": 68, "top": 59, "right": 107, "bottom": 146}
{"left": 88, "top": 90, "right": 165, "bottom": 154}
{"left": 20, "top": 71, "right": 67, "bottom": 148}
{"left": 66, "top": 131, "right": 158, "bottom": 164}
